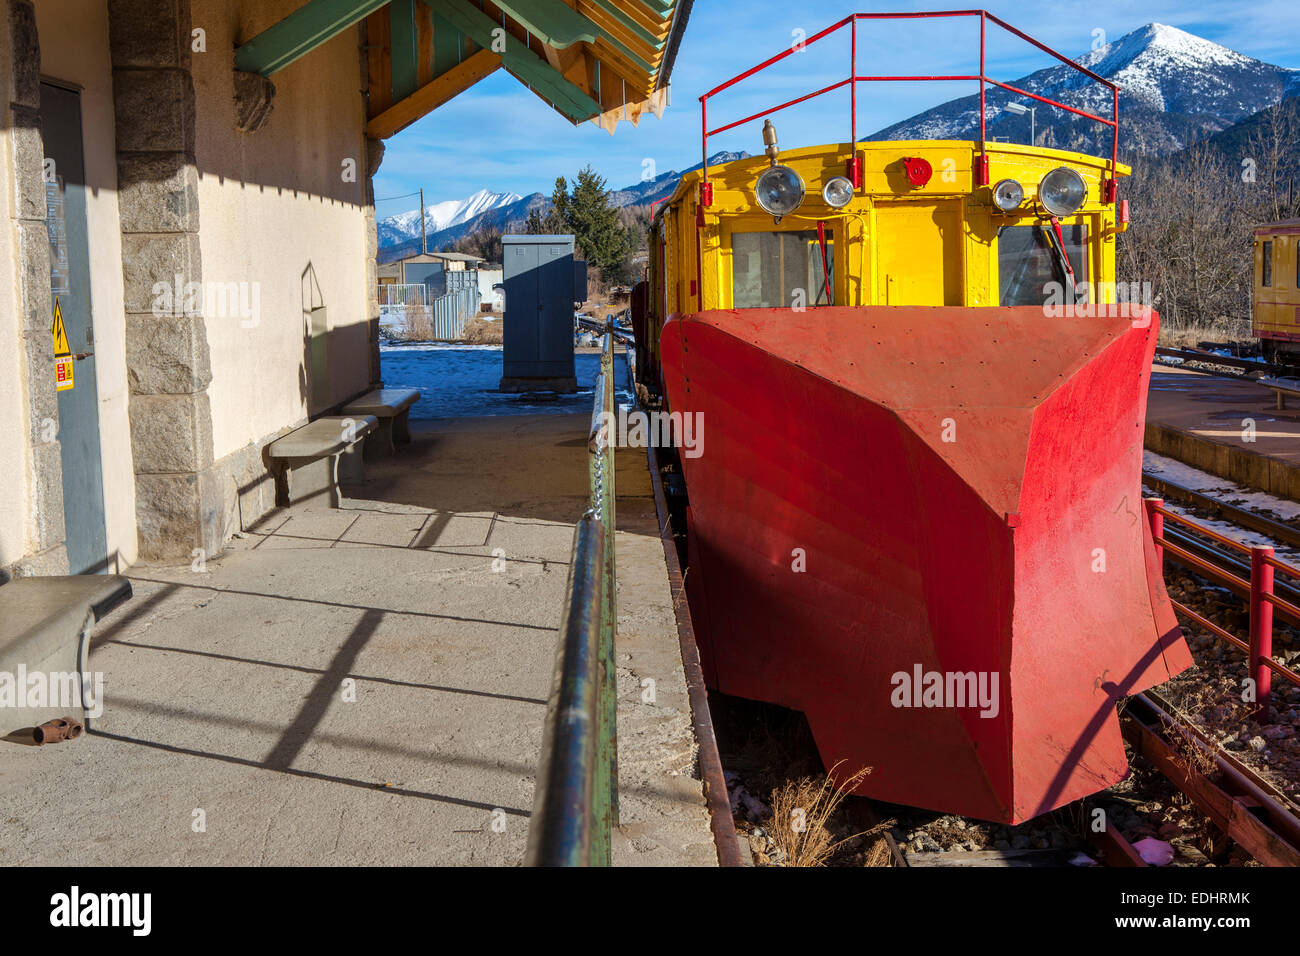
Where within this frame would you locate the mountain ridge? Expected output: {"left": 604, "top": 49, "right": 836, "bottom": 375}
{"left": 872, "top": 23, "right": 1299, "bottom": 155}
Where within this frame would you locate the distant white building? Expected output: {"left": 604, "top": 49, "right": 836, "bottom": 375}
{"left": 477, "top": 267, "right": 504, "bottom": 312}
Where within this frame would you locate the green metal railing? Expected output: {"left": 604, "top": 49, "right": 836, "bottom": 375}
{"left": 526, "top": 321, "right": 618, "bottom": 866}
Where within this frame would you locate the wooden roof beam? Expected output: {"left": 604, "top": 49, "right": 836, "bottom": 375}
{"left": 491, "top": 0, "right": 599, "bottom": 49}
{"left": 236, "top": 0, "right": 393, "bottom": 76}
{"left": 366, "top": 47, "right": 503, "bottom": 138}
{"left": 430, "top": 0, "right": 603, "bottom": 121}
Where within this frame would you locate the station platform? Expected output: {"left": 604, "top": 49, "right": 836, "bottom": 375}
{"left": 1146, "top": 365, "right": 1300, "bottom": 499}
{"left": 0, "top": 413, "right": 718, "bottom": 866}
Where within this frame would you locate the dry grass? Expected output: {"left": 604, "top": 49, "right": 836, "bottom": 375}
{"left": 1157, "top": 681, "right": 1248, "bottom": 781}
{"left": 387, "top": 304, "right": 434, "bottom": 341}
{"left": 766, "top": 762, "right": 875, "bottom": 867}
{"left": 461, "top": 316, "right": 503, "bottom": 345}
{"left": 1157, "top": 316, "right": 1253, "bottom": 349}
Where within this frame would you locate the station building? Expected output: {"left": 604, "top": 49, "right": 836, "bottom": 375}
{"left": 0, "top": 0, "right": 687, "bottom": 578}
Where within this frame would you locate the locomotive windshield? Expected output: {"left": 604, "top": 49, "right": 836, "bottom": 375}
{"left": 732, "top": 230, "right": 834, "bottom": 309}
{"left": 998, "top": 224, "right": 1088, "bottom": 307}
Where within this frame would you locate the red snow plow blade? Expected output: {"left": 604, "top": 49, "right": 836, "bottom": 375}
{"left": 659, "top": 305, "right": 1192, "bottom": 823}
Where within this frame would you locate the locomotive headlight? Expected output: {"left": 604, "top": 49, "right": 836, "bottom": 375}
{"left": 822, "top": 176, "right": 854, "bottom": 208}
{"left": 992, "top": 178, "right": 1024, "bottom": 212}
{"left": 755, "top": 165, "right": 805, "bottom": 219}
{"left": 1038, "top": 166, "right": 1087, "bottom": 217}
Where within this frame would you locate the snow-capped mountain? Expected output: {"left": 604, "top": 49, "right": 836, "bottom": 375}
{"left": 872, "top": 23, "right": 1300, "bottom": 155}
{"left": 376, "top": 151, "right": 750, "bottom": 255}
{"left": 377, "top": 188, "right": 521, "bottom": 248}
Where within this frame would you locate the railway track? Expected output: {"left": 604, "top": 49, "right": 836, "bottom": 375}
{"left": 1112, "top": 692, "right": 1300, "bottom": 867}
{"left": 1123, "top": 470, "right": 1300, "bottom": 866}
{"left": 1142, "top": 471, "right": 1300, "bottom": 551}
{"left": 1153, "top": 347, "right": 1280, "bottom": 380}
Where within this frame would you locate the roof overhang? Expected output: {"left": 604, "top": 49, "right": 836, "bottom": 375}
{"left": 234, "top": 0, "right": 690, "bottom": 139}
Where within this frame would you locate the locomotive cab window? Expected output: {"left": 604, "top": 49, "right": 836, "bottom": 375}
{"left": 1262, "top": 240, "right": 1273, "bottom": 287}
{"left": 998, "top": 224, "right": 1089, "bottom": 307}
{"left": 732, "top": 230, "right": 834, "bottom": 309}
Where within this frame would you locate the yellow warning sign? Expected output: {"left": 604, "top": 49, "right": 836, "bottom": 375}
{"left": 52, "top": 297, "right": 73, "bottom": 392}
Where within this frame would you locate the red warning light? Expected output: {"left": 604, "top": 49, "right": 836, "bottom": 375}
{"left": 902, "top": 157, "right": 932, "bottom": 187}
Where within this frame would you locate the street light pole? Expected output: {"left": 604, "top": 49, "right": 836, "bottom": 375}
{"left": 1004, "top": 101, "right": 1036, "bottom": 146}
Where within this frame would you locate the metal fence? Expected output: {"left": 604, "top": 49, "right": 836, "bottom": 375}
{"left": 378, "top": 283, "right": 427, "bottom": 308}
{"left": 427, "top": 285, "right": 480, "bottom": 339}
{"left": 1146, "top": 498, "right": 1300, "bottom": 721}
{"left": 378, "top": 279, "right": 480, "bottom": 340}
{"left": 526, "top": 322, "right": 618, "bottom": 866}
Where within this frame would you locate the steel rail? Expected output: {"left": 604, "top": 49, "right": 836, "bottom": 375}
{"left": 1142, "top": 470, "right": 1300, "bottom": 552}
{"left": 1154, "top": 517, "right": 1300, "bottom": 625}
{"left": 526, "top": 321, "right": 618, "bottom": 866}
{"left": 646, "top": 438, "right": 746, "bottom": 867}
{"left": 1147, "top": 497, "right": 1300, "bottom": 730}
{"left": 1122, "top": 692, "right": 1300, "bottom": 867}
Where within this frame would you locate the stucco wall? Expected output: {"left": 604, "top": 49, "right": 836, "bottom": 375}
{"left": 35, "top": 0, "right": 137, "bottom": 569}
{"left": 192, "top": 0, "right": 372, "bottom": 462}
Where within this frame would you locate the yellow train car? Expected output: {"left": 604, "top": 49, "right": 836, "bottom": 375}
{"left": 646, "top": 138, "right": 1131, "bottom": 344}
{"left": 1254, "top": 221, "right": 1300, "bottom": 363}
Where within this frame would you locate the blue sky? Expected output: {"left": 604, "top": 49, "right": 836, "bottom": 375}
{"left": 372, "top": 0, "right": 1300, "bottom": 218}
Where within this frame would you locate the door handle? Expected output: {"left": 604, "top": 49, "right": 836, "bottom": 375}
{"left": 72, "top": 351, "right": 93, "bottom": 361}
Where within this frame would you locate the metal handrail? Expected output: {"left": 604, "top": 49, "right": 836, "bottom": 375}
{"left": 698, "top": 10, "right": 1122, "bottom": 206}
{"left": 1145, "top": 498, "right": 1300, "bottom": 722}
{"left": 526, "top": 322, "right": 618, "bottom": 866}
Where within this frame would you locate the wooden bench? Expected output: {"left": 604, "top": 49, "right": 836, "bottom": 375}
{"left": 341, "top": 388, "right": 420, "bottom": 458}
{"left": 1260, "top": 377, "right": 1300, "bottom": 411}
{"left": 0, "top": 574, "right": 132, "bottom": 735}
{"left": 266, "top": 415, "right": 377, "bottom": 508}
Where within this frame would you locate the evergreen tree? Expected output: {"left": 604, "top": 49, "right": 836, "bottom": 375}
{"left": 543, "top": 176, "right": 570, "bottom": 234}
{"left": 564, "top": 165, "right": 635, "bottom": 284}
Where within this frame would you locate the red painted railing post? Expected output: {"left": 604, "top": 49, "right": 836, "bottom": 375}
{"left": 1144, "top": 498, "right": 1164, "bottom": 573}
{"left": 1249, "top": 546, "right": 1274, "bottom": 723}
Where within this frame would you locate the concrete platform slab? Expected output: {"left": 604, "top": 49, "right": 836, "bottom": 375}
{"left": 0, "top": 414, "right": 717, "bottom": 866}
{"left": 1146, "top": 366, "right": 1300, "bottom": 499}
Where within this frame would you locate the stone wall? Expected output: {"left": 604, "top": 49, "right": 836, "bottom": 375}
{"left": 108, "top": 0, "right": 222, "bottom": 562}
{"left": 1, "top": 0, "right": 68, "bottom": 579}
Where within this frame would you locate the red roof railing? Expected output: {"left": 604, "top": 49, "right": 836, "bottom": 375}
{"left": 698, "top": 10, "right": 1121, "bottom": 205}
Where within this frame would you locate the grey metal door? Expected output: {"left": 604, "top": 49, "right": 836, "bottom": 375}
{"left": 538, "top": 243, "right": 572, "bottom": 365}
{"left": 42, "top": 82, "right": 108, "bottom": 574}
{"left": 502, "top": 241, "right": 539, "bottom": 374}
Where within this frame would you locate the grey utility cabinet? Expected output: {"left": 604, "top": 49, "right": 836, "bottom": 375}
{"left": 500, "top": 234, "right": 579, "bottom": 393}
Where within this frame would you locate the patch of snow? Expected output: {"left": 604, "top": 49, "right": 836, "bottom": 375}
{"left": 1133, "top": 837, "right": 1175, "bottom": 866}
{"left": 1143, "top": 452, "right": 1300, "bottom": 521}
